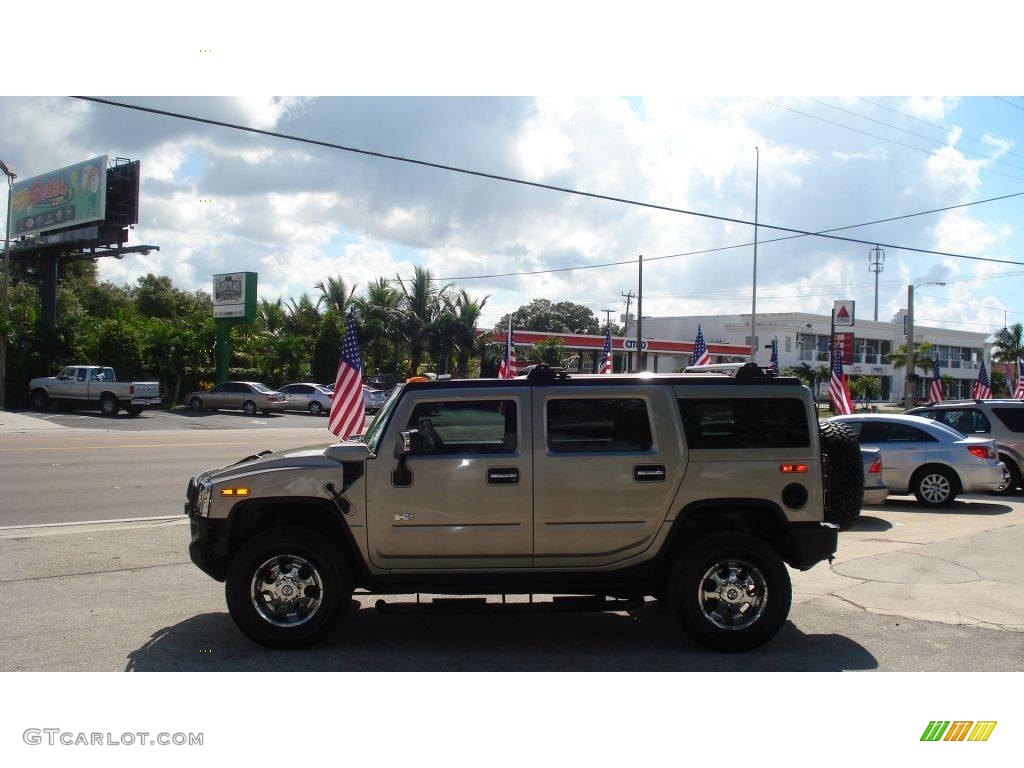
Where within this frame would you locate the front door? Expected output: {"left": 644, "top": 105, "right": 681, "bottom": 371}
{"left": 365, "top": 389, "right": 532, "bottom": 570}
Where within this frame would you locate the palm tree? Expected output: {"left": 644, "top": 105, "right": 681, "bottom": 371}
{"left": 315, "top": 276, "right": 357, "bottom": 316}
{"left": 885, "top": 341, "right": 936, "bottom": 375}
{"left": 450, "top": 288, "right": 489, "bottom": 377}
{"left": 992, "top": 322, "right": 1024, "bottom": 383}
{"left": 397, "top": 266, "right": 451, "bottom": 376}
{"left": 353, "top": 277, "right": 403, "bottom": 374}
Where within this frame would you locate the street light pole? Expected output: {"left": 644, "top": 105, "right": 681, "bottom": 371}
{"left": 0, "top": 160, "right": 17, "bottom": 411}
{"left": 750, "top": 146, "right": 759, "bottom": 363}
{"left": 903, "top": 280, "right": 946, "bottom": 410}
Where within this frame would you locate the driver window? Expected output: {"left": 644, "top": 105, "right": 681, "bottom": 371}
{"left": 59, "top": 367, "right": 75, "bottom": 380}
{"left": 406, "top": 400, "right": 517, "bottom": 455}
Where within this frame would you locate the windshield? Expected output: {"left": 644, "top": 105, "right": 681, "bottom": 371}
{"left": 362, "top": 384, "right": 404, "bottom": 454}
{"left": 250, "top": 383, "right": 274, "bottom": 394}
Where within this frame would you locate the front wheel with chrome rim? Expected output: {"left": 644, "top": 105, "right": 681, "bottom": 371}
{"left": 226, "top": 527, "right": 352, "bottom": 648}
{"left": 668, "top": 532, "right": 791, "bottom": 652}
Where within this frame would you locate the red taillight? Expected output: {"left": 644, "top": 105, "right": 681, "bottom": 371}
{"left": 780, "top": 464, "right": 808, "bottom": 473}
{"left": 869, "top": 457, "right": 882, "bottom": 474}
{"left": 327, "top": 393, "right": 334, "bottom": 399}
{"left": 267, "top": 396, "right": 275, "bottom": 402}
{"left": 967, "top": 445, "right": 994, "bottom": 459}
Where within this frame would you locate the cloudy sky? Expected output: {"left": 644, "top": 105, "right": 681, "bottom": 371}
{"left": 3, "top": 94, "right": 1023, "bottom": 337}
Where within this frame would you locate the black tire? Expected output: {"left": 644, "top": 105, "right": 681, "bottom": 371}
{"left": 309, "top": 401, "right": 323, "bottom": 416}
{"left": 669, "top": 531, "right": 791, "bottom": 652}
{"left": 30, "top": 390, "right": 50, "bottom": 412}
{"left": 126, "top": 406, "right": 144, "bottom": 417}
{"left": 991, "top": 456, "right": 1021, "bottom": 496}
{"left": 225, "top": 526, "right": 352, "bottom": 649}
{"left": 100, "top": 394, "right": 120, "bottom": 417}
{"left": 243, "top": 400, "right": 258, "bottom": 416}
{"left": 912, "top": 465, "right": 958, "bottom": 508}
{"left": 819, "top": 420, "right": 864, "bottom": 530}
{"left": 189, "top": 397, "right": 204, "bottom": 411}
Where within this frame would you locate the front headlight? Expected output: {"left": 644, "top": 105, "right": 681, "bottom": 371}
{"left": 197, "top": 482, "right": 213, "bottom": 516}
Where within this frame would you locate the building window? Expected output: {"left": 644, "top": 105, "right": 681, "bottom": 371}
{"left": 546, "top": 398, "right": 653, "bottom": 453}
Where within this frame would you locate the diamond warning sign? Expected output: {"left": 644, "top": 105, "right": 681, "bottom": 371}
{"left": 833, "top": 300, "right": 855, "bottom": 327}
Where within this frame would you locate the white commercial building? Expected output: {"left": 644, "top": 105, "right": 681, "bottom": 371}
{"left": 626, "top": 311, "right": 992, "bottom": 402}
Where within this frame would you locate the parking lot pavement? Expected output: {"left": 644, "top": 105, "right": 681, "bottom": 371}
{"left": 4, "top": 407, "right": 363, "bottom": 431}
{"left": 0, "top": 497, "right": 1021, "bottom": 671}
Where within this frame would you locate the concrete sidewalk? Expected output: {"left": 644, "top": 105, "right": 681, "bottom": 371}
{"left": 0, "top": 409, "right": 66, "bottom": 433}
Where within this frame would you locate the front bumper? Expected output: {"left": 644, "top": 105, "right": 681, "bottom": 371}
{"left": 187, "top": 513, "right": 230, "bottom": 581}
{"left": 959, "top": 462, "right": 1005, "bottom": 493}
{"left": 780, "top": 521, "right": 839, "bottom": 571}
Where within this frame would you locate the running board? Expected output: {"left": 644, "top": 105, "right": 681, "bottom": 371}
{"left": 373, "top": 595, "right": 645, "bottom": 615}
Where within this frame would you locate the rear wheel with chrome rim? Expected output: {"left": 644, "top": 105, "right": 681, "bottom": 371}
{"left": 991, "top": 457, "right": 1020, "bottom": 496}
{"left": 669, "top": 531, "right": 791, "bottom": 652}
{"left": 226, "top": 527, "right": 352, "bottom": 648}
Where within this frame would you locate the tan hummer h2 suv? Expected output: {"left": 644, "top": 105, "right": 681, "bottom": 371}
{"left": 185, "top": 364, "right": 857, "bottom": 652}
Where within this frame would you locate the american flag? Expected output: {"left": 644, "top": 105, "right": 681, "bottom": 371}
{"left": 1015, "top": 358, "right": 1024, "bottom": 400}
{"left": 929, "top": 360, "right": 943, "bottom": 403}
{"left": 829, "top": 338, "right": 854, "bottom": 415}
{"left": 973, "top": 361, "right": 992, "bottom": 399}
{"left": 497, "top": 317, "right": 517, "bottom": 379}
{"left": 600, "top": 326, "right": 613, "bottom": 374}
{"left": 327, "top": 314, "right": 365, "bottom": 440}
{"left": 769, "top": 338, "right": 779, "bottom": 375}
{"left": 692, "top": 324, "right": 711, "bottom": 367}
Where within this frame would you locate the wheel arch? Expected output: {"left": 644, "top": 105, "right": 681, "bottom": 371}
{"left": 911, "top": 462, "right": 962, "bottom": 493}
{"left": 662, "top": 499, "right": 799, "bottom": 569}
{"left": 222, "top": 496, "right": 369, "bottom": 583}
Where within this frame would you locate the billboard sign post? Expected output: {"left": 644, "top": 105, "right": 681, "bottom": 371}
{"left": 11, "top": 156, "right": 108, "bottom": 237}
{"left": 212, "top": 272, "right": 257, "bottom": 383}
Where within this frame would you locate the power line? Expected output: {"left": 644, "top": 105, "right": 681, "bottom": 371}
{"left": 74, "top": 96, "right": 1024, "bottom": 273}
{"left": 804, "top": 97, "right": 1024, "bottom": 173}
{"left": 916, "top": 292, "right": 1024, "bottom": 316}
{"left": 439, "top": 190, "right": 1024, "bottom": 281}
{"left": 994, "top": 97, "right": 1024, "bottom": 113}
{"left": 751, "top": 96, "right": 1024, "bottom": 184}
{"left": 856, "top": 97, "right": 1024, "bottom": 162}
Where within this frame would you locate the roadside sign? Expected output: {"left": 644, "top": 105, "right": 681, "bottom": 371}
{"left": 623, "top": 339, "right": 649, "bottom": 350}
{"left": 833, "top": 333, "right": 854, "bottom": 365}
{"left": 834, "top": 300, "right": 855, "bottom": 327}
{"left": 213, "top": 272, "right": 257, "bottom": 321}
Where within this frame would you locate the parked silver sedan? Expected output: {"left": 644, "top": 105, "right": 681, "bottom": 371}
{"left": 186, "top": 381, "right": 287, "bottom": 416}
{"left": 277, "top": 383, "right": 333, "bottom": 416}
{"left": 830, "top": 414, "right": 1003, "bottom": 507}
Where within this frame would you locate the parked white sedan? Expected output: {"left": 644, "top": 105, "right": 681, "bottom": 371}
{"left": 830, "top": 414, "right": 1004, "bottom": 507}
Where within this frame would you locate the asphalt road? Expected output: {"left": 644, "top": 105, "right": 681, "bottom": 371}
{"left": 15, "top": 406, "right": 351, "bottom": 431}
{"left": 0, "top": 422, "right": 366, "bottom": 526}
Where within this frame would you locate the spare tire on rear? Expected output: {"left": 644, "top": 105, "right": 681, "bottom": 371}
{"left": 819, "top": 420, "right": 864, "bottom": 530}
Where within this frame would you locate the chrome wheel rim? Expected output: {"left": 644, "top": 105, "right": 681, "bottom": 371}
{"left": 310, "top": 402, "right": 322, "bottom": 415}
{"left": 920, "top": 473, "right": 951, "bottom": 504}
{"left": 994, "top": 464, "right": 1011, "bottom": 493}
{"left": 244, "top": 402, "right": 256, "bottom": 415}
{"left": 698, "top": 559, "right": 767, "bottom": 631}
{"left": 250, "top": 554, "right": 324, "bottom": 627}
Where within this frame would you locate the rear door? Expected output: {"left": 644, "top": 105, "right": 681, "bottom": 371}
{"left": 532, "top": 385, "right": 683, "bottom": 568}
{"left": 854, "top": 421, "right": 936, "bottom": 491}
{"left": 365, "top": 387, "right": 533, "bottom": 570}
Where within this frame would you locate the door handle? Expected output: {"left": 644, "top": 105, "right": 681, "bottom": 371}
{"left": 634, "top": 464, "right": 666, "bottom": 482}
{"left": 487, "top": 467, "right": 519, "bottom": 485}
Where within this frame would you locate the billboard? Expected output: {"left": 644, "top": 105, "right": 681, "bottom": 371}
{"left": 11, "top": 156, "right": 108, "bottom": 237}
{"left": 833, "top": 299, "right": 855, "bottom": 327}
{"left": 213, "top": 272, "right": 257, "bottom": 321}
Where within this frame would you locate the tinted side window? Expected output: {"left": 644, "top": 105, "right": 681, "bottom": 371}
{"left": 937, "top": 409, "right": 990, "bottom": 434}
{"left": 678, "top": 398, "right": 809, "bottom": 449}
{"left": 76, "top": 368, "right": 87, "bottom": 382}
{"left": 861, "top": 422, "right": 936, "bottom": 443}
{"left": 547, "top": 398, "right": 652, "bottom": 453}
{"left": 296, "top": 385, "right": 314, "bottom": 394}
{"left": 993, "top": 407, "right": 1024, "bottom": 433}
{"left": 407, "top": 400, "right": 516, "bottom": 455}
{"left": 278, "top": 385, "right": 294, "bottom": 394}
{"left": 231, "top": 383, "right": 251, "bottom": 393}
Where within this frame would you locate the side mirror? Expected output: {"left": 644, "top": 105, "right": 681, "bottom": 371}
{"left": 393, "top": 429, "right": 419, "bottom": 488}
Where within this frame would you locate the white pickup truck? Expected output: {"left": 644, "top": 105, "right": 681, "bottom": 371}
{"left": 29, "top": 365, "right": 161, "bottom": 417}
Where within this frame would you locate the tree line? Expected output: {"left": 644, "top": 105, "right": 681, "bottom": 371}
{"left": 0, "top": 261, "right": 610, "bottom": 408}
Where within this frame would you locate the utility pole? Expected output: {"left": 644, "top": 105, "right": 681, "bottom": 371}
{"left": 0, "top": 159, "right": 17, "bottom": 411}
{"left": 751, "top": 146, "right": 759, "bottom": 363}
{"left": 602, "top": 309, "right": 613, "bottom": 330}
{"left": 904, "top": 284, "right": 915, "bottom": 410}
{"left": 637, "top": 254, "right": 644, "bottom": 370}
{"left": 868, "top": 246, "right": 885, "bottom": 321}
{"left": 621, "top": 290, "right": 635, "bottom": 371}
